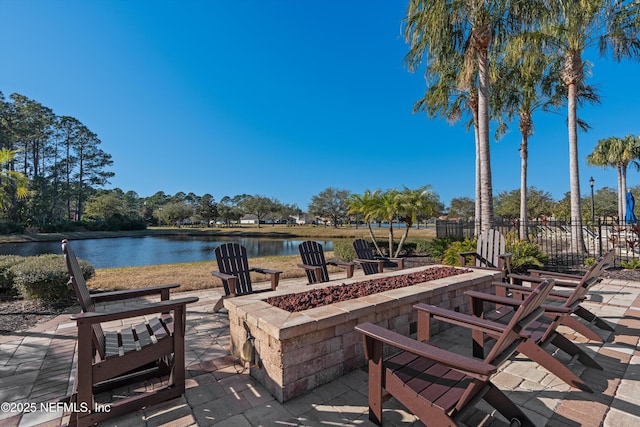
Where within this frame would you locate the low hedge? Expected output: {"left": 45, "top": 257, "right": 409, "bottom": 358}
{"left": 0, "top": 255, "right": 27, "bottom": 294}
{"left": 9, "top": 254, "right": 95, "bottom": 302}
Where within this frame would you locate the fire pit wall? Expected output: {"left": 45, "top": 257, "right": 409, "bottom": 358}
{"left": 225, "top": 266, "right": 500, "bottom": 403}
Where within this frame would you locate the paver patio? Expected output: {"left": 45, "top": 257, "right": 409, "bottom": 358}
{"left": 1, "top": 272, "right": 639, "bottom": 426}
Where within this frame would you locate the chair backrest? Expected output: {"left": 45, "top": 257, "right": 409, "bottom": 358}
{"left": 62, "top": 239, "right": 107, "bottom": 359}
{"left": 298, "top": 241, "right": 330, "bottom": 283}
{"left": 476, "top": 229, "right": 506, "bottom": 269}
{"left": 215, "top": 243, "right": 253, "bottom": 296}
{"left": 485, "top": 278, "right": 554, "bottom": 365}
{"left": 352, "top": 239, "right": 378, "bottom": 275}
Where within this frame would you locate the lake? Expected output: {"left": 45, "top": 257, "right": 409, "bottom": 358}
{"left": 0, "top": 236, "right": 334, "bottom": 269}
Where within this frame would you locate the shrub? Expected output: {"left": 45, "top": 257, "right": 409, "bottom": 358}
{"left": 413, "top": 239, "right": 431, "bottom": 255}
{"left": 584, "top": 257, "right": 596, "bottom": 267}
{"left": 333, "top": 241, "right": 356, "bottom": 262}
{"left": 621, "top": 259, "right": 640, "bottom": 270}
{"left": 442, "top": 239, "right": 477, "bottom": 266}
{"left": 506, "top": 240, "right": 549, "bottom": 273}
{"left": 398, "top": 241, "right": 417, "bottom": 256}
{"left": 0, "top": 255, "right": 26, "bottom": 294}
{"left": 424, "top": 237, "right": 460, "bottom": 260}
{"left": 9, "top": 254, "right": 95, "bottom": 302}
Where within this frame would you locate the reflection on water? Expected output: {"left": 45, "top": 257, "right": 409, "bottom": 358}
{"left": 0, "top": 236, "right": 334, "bottom": 269}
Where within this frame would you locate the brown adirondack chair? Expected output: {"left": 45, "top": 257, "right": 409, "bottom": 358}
{"left": 355, "top": 279, "right": 554, "bottom": 426}
{"left": 352, "top": 238, "right": 404, "bottom": 275}
{"left": 459, "top": 229, "right": 512, "bottom": 277}
{"left": 466, "top": 272, "right": 607, "bottom": 393}
{"left": 212, "top": 242, "right": 282, "bottom": 312}
{"left": 62, "top": 239, "right": 198, "bottom": 427}
{"left": 507, "top": 248, "right": 615, "bottom": 338}
{"left": 297, "top": 240, "right": 354, "bottom": 284}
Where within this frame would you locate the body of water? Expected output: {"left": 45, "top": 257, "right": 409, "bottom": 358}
{"left": 0, "top": 236, "right": 334, "bottom": 269}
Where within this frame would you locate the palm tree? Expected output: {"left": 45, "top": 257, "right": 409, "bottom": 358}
{"left": 395, "top": 186, "right": 441, "bottom": 257}
{"left": 539, "top": 0, "right": 640, "bottom": 251}
{"left": 492, "top": 34, "right": 559, "bottom": 241}
{"left": 403, "top": 0, "right": 534, "bottom": 233}
{"left": 587, "top": 135, "right": 640, "bottom": 222}
{"left": 370, "top": 189, "right": 400, "bottom": 257}
{"left": 347, "top": 190, "right": 384, "bottom": 255}
{"left": 411, "top": 51, "right": 483, "bottom": 235}
{"left": 0, "top": 148, "right": 28, "bottom": 210}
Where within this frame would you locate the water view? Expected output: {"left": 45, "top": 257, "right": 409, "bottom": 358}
{"left": 0, "top": 236, "right": 334, "bottom": 269}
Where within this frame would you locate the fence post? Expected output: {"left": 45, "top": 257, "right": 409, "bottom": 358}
{"left": 597, "top": 218, "right": 602, "bottom": 258}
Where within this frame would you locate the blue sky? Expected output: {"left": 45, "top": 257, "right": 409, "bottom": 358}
{"left": 2, "top": 1, "right": 639, "bottom": 210}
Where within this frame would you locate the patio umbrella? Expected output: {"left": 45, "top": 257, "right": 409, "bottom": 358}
{"left": 626, "top": 190, "right": 637, "bottom": 224}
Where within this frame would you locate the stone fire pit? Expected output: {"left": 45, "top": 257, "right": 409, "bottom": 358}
{"left": 224, "top": 265, "right": 500, "bottom": 402}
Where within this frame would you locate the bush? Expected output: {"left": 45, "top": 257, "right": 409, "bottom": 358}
{"left": 333, "top": 241, "right": 356, "bottom": 262}
{"left": 0, "top": 255, "right": 26, "bottom": 295}
{"left": 621, "top": 259, "right": 640, "bottom": 270}
{"left": 442, "top": 239, "right": 477, "bottom": 266}
{"left": 424, "top": 237, "right": 461, "bottom": 260}
{"left": 413, "top": 239, "right": 431, "bottom": 255}
{"left": 506, "top": 240, "right": 549, "bottom": 273}
{"left": 9, "top": 254, "right": 95, "bottom": 302}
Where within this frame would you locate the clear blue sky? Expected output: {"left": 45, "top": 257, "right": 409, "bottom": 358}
{"left": 2, "top": 1, "right": 639, "bottom": 210}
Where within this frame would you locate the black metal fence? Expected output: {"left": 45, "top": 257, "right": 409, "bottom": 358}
{"left": 436, "top": 218, "right": 640, "bottom": 268}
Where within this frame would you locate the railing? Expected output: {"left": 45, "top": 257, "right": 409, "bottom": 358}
{"left": 436, "top": 218, "right": 640, "bottom": 268}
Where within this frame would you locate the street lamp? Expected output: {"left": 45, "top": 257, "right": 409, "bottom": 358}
{"left": 589, "top": 176, "right": 595, "bottom": 223}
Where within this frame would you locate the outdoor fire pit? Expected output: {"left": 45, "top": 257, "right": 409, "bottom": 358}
{"left": 224, "top": 265, "right": 500, "bottom": 402}
{"left": 265, "top": 266, "right": 470, "bottom": 312}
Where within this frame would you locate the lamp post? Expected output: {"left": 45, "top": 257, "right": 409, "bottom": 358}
{"left": 590, "top": 176, "right": 595, "bottom": 223}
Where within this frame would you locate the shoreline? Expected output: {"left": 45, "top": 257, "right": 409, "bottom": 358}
{"left": 0, "top": 225, "right": 436, "bottom": 245}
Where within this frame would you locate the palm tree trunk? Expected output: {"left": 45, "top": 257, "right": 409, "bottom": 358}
{"left": 477, "top": 47, "right": 494, "bottom": 232}
{"left": 520, "top": 132, "right": 529, "bottom": 241}
{"left": 567, "top": 81, "right": 585, "bottom": 253}
{"left": 475, "top": 122, "right": 482, "bottom": 237}
{"left": 395, "top": 227, "right": 410, "bottom": 258}
{"left": 388, "top": 224, "right": 394, "bottom": 257}
{"left": 367, "top": 222, "right": 383, "bottom": 256}
{"left": 622, "top": 165, "right": 628, "bottom": 222}
{"left": 618, "top": 165, "right": 624, "bottom": 223}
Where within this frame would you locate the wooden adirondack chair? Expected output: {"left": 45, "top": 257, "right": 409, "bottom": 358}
{"left": 212, "top": 242, "right": 282, "bottom": 312}
{"left": 466, "top": 272, "right": 608, "bottom": 393}
{"left": 297, "top": 240, "right": 355, "bottom": 284}
{"left": 352, "top": 238, "right": 404, "bottom": 275}
{"left": 459, "top": 229, "right": 512, "bottom": 277}
{"left": 355, "top": 279, "right": 554, "bottom": 426}
{"left": 62, "top": 239, "right": 199, "bottom": 427}
{"left": 507, "top": 248, "right": 615, "bottom": 341}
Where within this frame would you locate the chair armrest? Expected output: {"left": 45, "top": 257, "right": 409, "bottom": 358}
{"left": 355, "top": 322, "right": 496, "bottom": 379}
{"left": 354, "top": 258, "right": 382, "bottom": 265}
{"left": 459, "top": 251, "right": 477, "bottom": 256}
{"left": 251, "top": 267, "right": 282, "bottom": 275}
{"left": 327, "top": 260, "right": 355, "bottom": 278}
{"left": 509, "top": 273, "right": 579, "bottom": 288}
{"left": 413, "top": 302, "right": 509, "bottom": 335}
{"left": 528, "top": 269, "right": 582, "bottom": 280}
{"left": 70, "top": 296, "right": 199, "bottom": 324}
{"left": 327, "top": 260, "right": 355, "bottom": 268}
{"left": 297, "top": 263, "right": 321, "bottom": 271}
{"left": 212, "top": 271, "right": 237, "bottom": 281}
{"left": 465, "top": 289, "right": 526, "bottom": 309}
{"left": 91, "top": 283, "right": 180, "bottom": 303}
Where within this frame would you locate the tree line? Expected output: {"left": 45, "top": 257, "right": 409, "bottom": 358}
{"left": 0, "top": 92, "right": 113, "bottom": 228}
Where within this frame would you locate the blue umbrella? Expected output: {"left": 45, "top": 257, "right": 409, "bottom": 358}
{"left": 626, "top": 190, "right": 637, "bottom": 224}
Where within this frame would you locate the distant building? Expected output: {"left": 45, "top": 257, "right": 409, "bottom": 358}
{"left": 240, "top": 214, "right": 259, "bottom": 225}
{"left": 292, "top": 213, "right": 317, "bottom": 225}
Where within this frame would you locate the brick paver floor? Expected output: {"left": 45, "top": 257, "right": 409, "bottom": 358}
{"left": 1, "top": 275, "right": 639, "bottom": 426}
